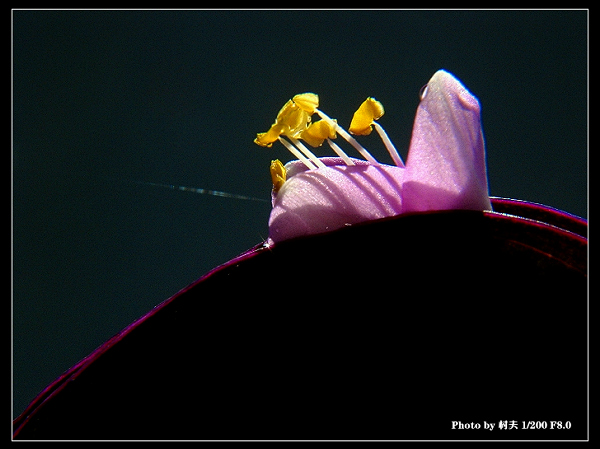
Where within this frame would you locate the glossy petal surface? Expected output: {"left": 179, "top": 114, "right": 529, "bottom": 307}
{"left": 268, "top": 157, "right": 404, "bottom": 243}
{"left": 402, "top": 70, "right": 492, "bottom": 213}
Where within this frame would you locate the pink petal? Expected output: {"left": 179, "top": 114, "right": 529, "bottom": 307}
{"left": 402, "top": 70, "right": 492, "bottom": 213}
{"left": 268, "top": 157, "right": 404, "bottom": 243}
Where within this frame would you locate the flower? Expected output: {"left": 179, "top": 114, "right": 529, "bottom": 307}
{"left": 14, "top": 76, "right": 587, "bottom": 441}
{"left": 255, "top": 70, "right": 493, "bottom": 243}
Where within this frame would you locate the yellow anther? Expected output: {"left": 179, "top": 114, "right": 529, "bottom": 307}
{"left": 300, "top": 120, "right": 337, "bottom": 148}
{"left": 270, "top": 159, "right": 287, "bottom": 192}
{"left": 254, "top": 123, "right": 287, "bottom": 147}
{"left": 349, "top": 97, "right": 385, "bottom": 136}
{"left": 292, "top": 92, "right": 319, "bottom": 114}
{"left": 276, "top": 99, "right": 311, "bottom": 137}
{"left": 254, "top": 92, "right": 402, "bottom": 170}
{"left": 255, "top": 96, "right": 316, "bottom": 148}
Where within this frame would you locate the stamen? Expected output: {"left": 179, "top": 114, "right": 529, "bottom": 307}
{"left": 270, "top": 159, "right": 287, "bottom": 192}
{"left": 288, "top": 136, "right": 327, "bottom": 169}
{"left": 315, "top": 109, "right": 380, "bottom": 166}
{"left": 372, "top": 122, "right": 405, "bottom": 168}
{"left": 278, "top": 136, "right": 318, "bottom": 170}
{"left": 326, "top": 138, "right": 355, "bottom": 166}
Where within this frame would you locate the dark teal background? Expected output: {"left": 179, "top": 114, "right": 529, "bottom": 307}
{"left": 13, "top": 10, "right": 587, "bottom": 418}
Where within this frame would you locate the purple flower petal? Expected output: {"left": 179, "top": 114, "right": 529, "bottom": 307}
{"left": 402, "top": 70, "right": 492, "bottom": 213}
{"left": 268, "top": 157, "right": 404, "bottom": 243}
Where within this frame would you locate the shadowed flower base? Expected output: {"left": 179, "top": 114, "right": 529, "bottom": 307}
{"left": 13, "top": 201, "right": 587, "bottom": 441}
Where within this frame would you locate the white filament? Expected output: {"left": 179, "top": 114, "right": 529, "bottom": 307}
{"left": 373, "top": 122, "right": 404, "bottom": 167}
{"left": 315, "top": 109, "right": 380, "bottom": 166}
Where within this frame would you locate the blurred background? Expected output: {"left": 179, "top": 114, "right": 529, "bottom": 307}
{"left": 13, "top": 10, "right": 587, "bottom": 417}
